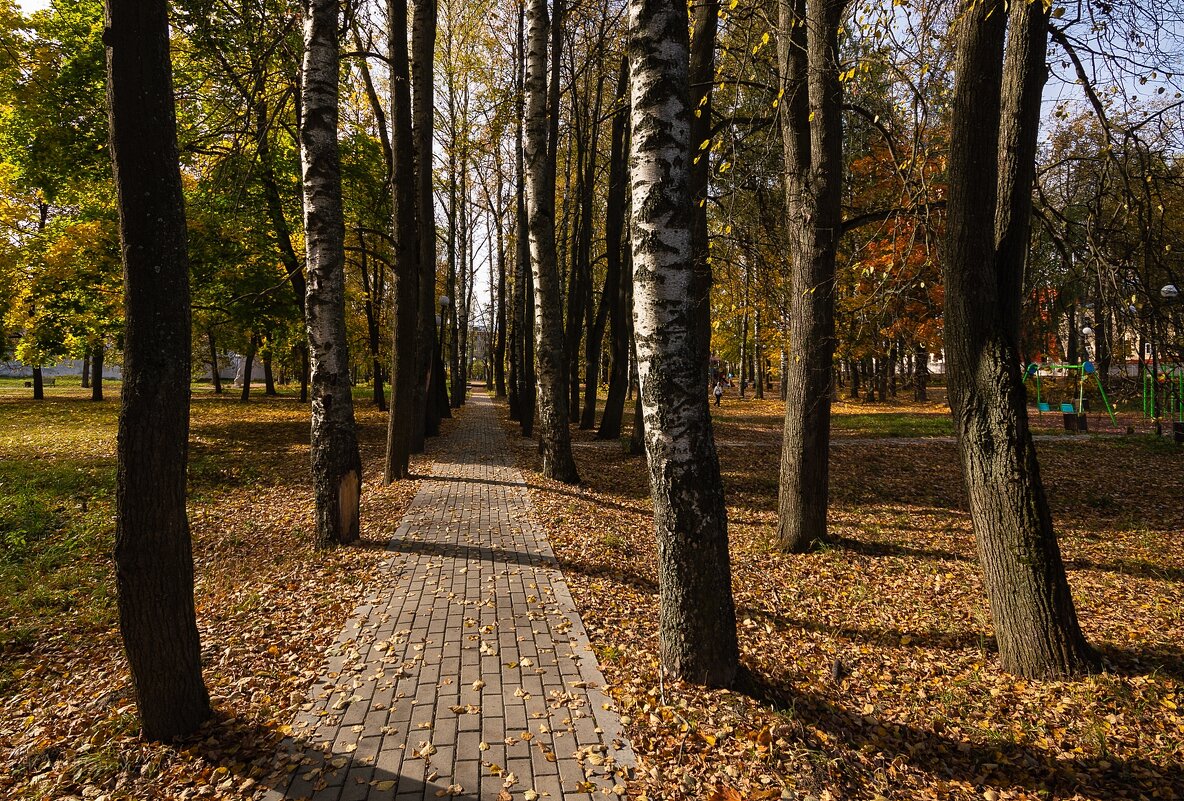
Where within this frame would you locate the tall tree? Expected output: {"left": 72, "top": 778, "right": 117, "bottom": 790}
{"left": 301, "top": 0, "right": 362, "bottom": 546}
{"left": 105, "top": 0, "right": 211, "bottom": 739}
{"left": 524, "top": 0, "right": 578, "bottom": 482}
{"left": 596, "top": 56, "right": 631, "bottom": 440}
{"left": 774, "top": 0, "right": 845, "bottom": 552}
{"left": 944, "top": 0, "right": 1096, "bottom": 677}
{"left": 384, "top": 0, "right": 420, "bottom": 482}
{"left": 410, "top": 0, "right": 439, "bottom": 450}
{"left": 627, "top": 0, "right": 738, "bottom": 687}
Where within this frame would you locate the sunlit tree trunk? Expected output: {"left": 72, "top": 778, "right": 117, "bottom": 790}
{"left": 945, "top": 0, "right": 1096, "bottom": 677}
{"left": 775, "top": 0, "right": 844, "bottom": 552}
{"left": 524, "top": 0, "right": 577, "bottom": 482}
{"left": 106, "top": 0, "right": 211, "bottom": 739}
{"left": 628, "top": 0, "right": 737, "bottom": 687}
{"left": 301, "top": 0, "right": 361, "bottom": 546}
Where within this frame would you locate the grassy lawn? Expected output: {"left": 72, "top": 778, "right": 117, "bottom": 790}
{"left": 0, "top": 385, "right": 426, "bottom": 800}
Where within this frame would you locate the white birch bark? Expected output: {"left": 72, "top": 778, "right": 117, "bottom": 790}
{"left": 627, "top": 0, "right": 737, "bottom": 687}
{"left": 524, "top": 0, "right": 578, "bottom": 483}
{"left": 301, "top": 0, "right": 361, "bottom": 545}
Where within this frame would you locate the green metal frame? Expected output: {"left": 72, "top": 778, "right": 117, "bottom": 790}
{"left": 1143, "top": 366, "right": 1184, "bottom": 424}
{"left": 1024, "top": 361, "right": 1118, "bottom": 426}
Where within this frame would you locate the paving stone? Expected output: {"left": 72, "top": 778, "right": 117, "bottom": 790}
{"left": 263, "top": 392, "right": 633, "bottom": 799}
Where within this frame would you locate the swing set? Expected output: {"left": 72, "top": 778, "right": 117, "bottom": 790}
{"left": 1024, "top": 361, "right": 1118, "bottom": 430}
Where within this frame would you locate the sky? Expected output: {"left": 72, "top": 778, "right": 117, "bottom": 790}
{"left": 16, "top": 0, "right": 50, "bottom": 12}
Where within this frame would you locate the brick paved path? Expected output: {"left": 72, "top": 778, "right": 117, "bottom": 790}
{"left": 264, "top": 392, "right": 634, "bottom": 801}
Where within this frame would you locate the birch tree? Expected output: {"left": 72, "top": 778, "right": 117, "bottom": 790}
{"left": 301, "top": 0, "right": 362, "bottom": 545}
{"left": 105, "top": 0, "right": 211, "bottom": 739}
{"left": 627, "top": 0, "right": 738, "bottom": 687}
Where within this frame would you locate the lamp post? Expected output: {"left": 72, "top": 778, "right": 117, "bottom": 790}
{"left": 438, "top": 295, "right": 450, "bottom": 370}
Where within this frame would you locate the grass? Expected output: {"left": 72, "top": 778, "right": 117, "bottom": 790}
{"left": 0, "top": 397, "right": 119, "bottom": 693}
{"left": 0, "top": 382, "right": 427, "bottom": 800}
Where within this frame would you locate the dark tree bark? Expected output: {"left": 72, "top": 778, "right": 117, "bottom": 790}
{"left": 255, "top": 104, "right": 310, "bottom": 404}
{"left": 301, "top": 0, "right": 362, "bottom": 546}
{"left": 105, "top": 0, "right": 212, "bottom": 739}
{"left": 914, "top": 344, "right": 928, "bottom": 401}
{"left": 577, "top": 70, "right": 608, "bottom": 430}
{"left": 410, "top": 0, "right": 438, "bottom": 451}
{"left": 82, "top": 351, "right": 91, "bottom": 388}
{"left": 357, "top": 235, "right": 387, "bottom": 411}
{"left": 385, "top": 0, "right": 420, "bottom": 482}
{"left": 207, "top": 330, "right": 222, "bottom": 394}
{"left": 627, "top": 0, "right": 738, "bottom": 687}
{"left": 595, "top": 58, "right": 631, "bottom": 440}
{"left": 524, "top": 0, "right": 577, "bottom": 482}
{"left": 774, "top": 0, "right": 844, "bottom": 552}
{"left": 240, "top": 334, "right": 256, "bottom": 402}
{"left": 945, "top": 0, "right": 1096, "bottom": 677}
{"left": 688, "top": 0, "right": 718, "bottom": 372}
{"left": 262, "top": 347, "right": 277, "bottom": 395}
{"left": 90, "top": 343, "right": 105, "bottom": 401}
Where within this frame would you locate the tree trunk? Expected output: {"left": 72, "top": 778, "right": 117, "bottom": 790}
{"left": 524, "top": 0, "right": 577, "bottom": 482}
{"left": 385, "top": 0, "right": 420, "bottom": 482}
{"left": 628, "top": 0, "right": 738, "bottom": 687}
{"left": 596, "top": 58, "right": 630, "bottom": 441}
{"left": 774, "top": 0, "right": 844, "bottom": 552}
{"left": 208, "top": 330, "right": 222, "bottom": 394}
{"left": 356, "top": 233, "right": 387, "bottom": 411}
{"left": 32, "top": 365, "right": 44, "bottom": 399}
{"left": 688, "top": 0, "right": 718, "bottom": 385}
{"left": 945, "top": 0, "right": 1095, "bottom": 677}
{"left": 91, "top": 343, "right": 105, "bottom": 401}
{"left": 82, "top": 351, "right": 91, "bottom": 388}
{"left": 754, "top": 308, "right": 765, "bottom": 399}
{"left": 255, "top": 103, "right": 309, "bottom": 405}
{"left": 410, "top": 0, "right": 438, "bottom": 451}
{"left": 240, "top": 335, "right": 256, "bottom": 402}
{"left": 780, "top": 347, "right": 788, "bottom": 401}
{"left": 494, "top": 181, "right": 508, "bottom": 397}
{"left": 578, "top": 70, "right": 609, "bottom": 430}
{"left": 914, "top": 344, "right": 928, "bottom": 401}
{"left": 106, "top": 0, "right": 212, "bottom": 739}
{"left": 301, "top": 0, "right": 362, "bottom": 547}
{"left": 263, "top": 347, "right": 277, "bottom": 395}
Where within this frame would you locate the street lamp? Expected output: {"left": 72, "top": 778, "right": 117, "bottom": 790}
{"left": 438, "top": 294, "right": 450, "bottom": 361}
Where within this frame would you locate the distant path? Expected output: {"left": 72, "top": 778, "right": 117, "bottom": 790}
{"left": 265, "top": 392, "right": 633, "bottom": 801}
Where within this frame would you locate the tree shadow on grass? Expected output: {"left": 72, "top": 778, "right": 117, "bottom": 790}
{"left": 735, "top": 668, "right": 1183, "bottom": 801}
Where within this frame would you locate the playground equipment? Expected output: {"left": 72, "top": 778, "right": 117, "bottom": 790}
{"left": 1143, "top": 365, "right": 1184, "bottom": 431}
{"left": 1024, "top": 361, "right": 1118, "bottom": 431}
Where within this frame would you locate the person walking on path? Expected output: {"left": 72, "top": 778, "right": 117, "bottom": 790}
{"left": 713, "top": 381, "right": 723, "bottom": 406}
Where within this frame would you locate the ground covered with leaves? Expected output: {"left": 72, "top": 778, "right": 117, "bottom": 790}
{"left": 0, "top": 386, "right": 428, "bottom": 800}
{"left": 509, "top": 392, "right": 1184, "bottom": 801}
